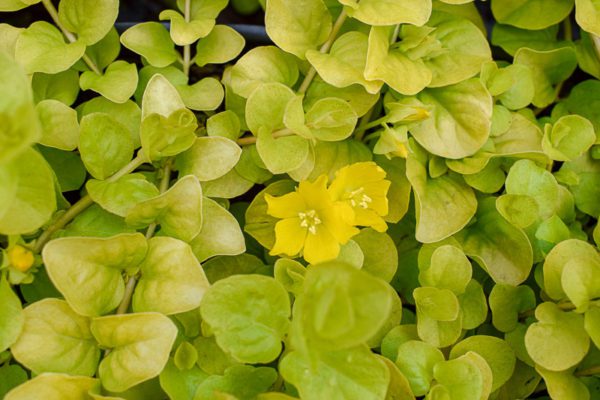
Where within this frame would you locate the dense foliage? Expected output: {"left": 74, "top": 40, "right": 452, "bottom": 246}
{"left": 1, "top": 0, "right": 600, "bottom": 399}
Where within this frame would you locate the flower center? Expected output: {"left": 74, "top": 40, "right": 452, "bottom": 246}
{"left": 348, "top": 187, "right": 372, "bottom": 209}
{"left": 298, "top": 209, "right": 321, "bottom": 235}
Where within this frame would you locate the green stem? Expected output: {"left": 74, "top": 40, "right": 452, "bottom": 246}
{"left": 575, "top": 365, "right": 600, "bottom": 377}
{"left": 563, "top": 16, "right": 573, "bottom": 42}
{"left": 41, "top": 0, "right": 102, "bottom": 75}
{"left": 297, "top": 9, "right": 348, "bottom": 94}
{"left": 236, "top": 127, "right": 295, "bottom": 146}
{"left": 33, "top": 152, "right": 146, "bottom": 253}
{"left": 114, "top": 159, "right": 173, "bottom": 315}
{"left": 183, "top": 0, "right": 192, "bottom": 77}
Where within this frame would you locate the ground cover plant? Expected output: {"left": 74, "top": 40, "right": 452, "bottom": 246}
{"left": 0, "top": 0, "right": 600, "bottom": 398}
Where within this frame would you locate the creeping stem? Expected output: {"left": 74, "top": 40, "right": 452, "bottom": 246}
{"left": 182, "top": 0, "right": 192, "bottom": 76}
{"left": 41, "top": 0, "right": 102, "bottom": 75}
{"left": 33, "top": 152, "right": 146, "bottom": 253}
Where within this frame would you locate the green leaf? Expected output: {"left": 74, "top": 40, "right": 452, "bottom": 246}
{"left": 79, "top": 97, "right": 141, "bottom": 148}
{"left": 42, "top": 233, "right": 148, "bottom": 316}
{"left": 32, "top": 69, "right": 80, "bottom": 106}
{"left": 559, "top": 153, "right": 600, "bottom": 217}
{"left": 200, "top": 274, "right": 290, "bottom": 363}
{"left": 207, "top": 110, "right": 241, "bottom": 140}
{"left": 450, "top": 335, "right": 516, "bottom": 391}
{"left": 430, "top": 354, "right": 486, "bottom": 400}
{"left": 0, "top": 52, "right": 41, "bottom": 164}
{"left": 189, "top": 197, "right": 246, "bottom": 262}
{"left": 159, "top": 359, "right": 208, "bottom": 400}
{"left": 306, "top": 32, "right": 383, "bottom": 95}
{"left": 339, "top": 0, "right": 431, "bottom": 26}
{"left": 80, "top": 61, "right": 138, "bottom": 104}
{"left": 560, "top": 253, "right": 600, "bottom": 313}
{"left": 419, "top": 245, "right": 471, "bottom": 295}
{"left": 133, "top": 237, "right": 210, "bottom": 315}
{"left": 394, "top": 340, "right": 444, "bottom": 396}
{"left": 405, "top": 79, "right": 493, "bottom": 159}
{"left": 536, "top": 366, "right": 591, "bottom": 400}
{"left": 0, "top": 275, "right": 23, "bottom": 352}
{"left": 456, "top": 197, "right": 533, "bottom": 286}
{"left": 381, "top": 325, "right": 419, "bottom": 361}
{"left": 159, "top": 10, "right": 213, "bottom": 46}
{"left": 15, "top": 21, "right": 85, "bottom": 74}
{"left": 79, "top": 112, "right": 134, "bottom": 180}
{"left": 229, "top": 46, "right": 299, "bottom": 98}
{"left": 126, "top": 175, "right": 203, "bottom": 242}
{"left": 584, "top": 306, "right": 600, "bottom": 348}
{"left": 489, "top": 284, "right": 536, "bottom": 332}
{"left": 458, "top": 280, "right": 488, "bottom": 330}
{"left": 274, "top": 258, "right": 306, "bottom": 296}
{"left": 495, "top": 194, "right": 539, "bottom": 229}
{"left": 525, "top": 302, "right": 590, "bottom": 371}
{"left": 0, "top": 148, "right": 57, "bottom": 235}
{"left": 11, "top": 298, "right": 99, "bottom": 376}
{"left": 140, "top": 109, "right": 198, "bottom": 161}
{"left": 0, "top": 364, "right": 27, "bottom": 399}
{"left": 87, "top": 174, "right": 159, "bottom": 217}
{"left": 60, "top": 204, "right": 136, "bottom": 238}
{"left": 376, "top": 156, "right": 411, "bottom": 223}
{"left": 542, "top": 115, "right": 596, "bottom": 161}
{"left": 414, "top": 287, "right": 459, "bottom": 321}
{"left": 84, "top": 28, "right": 121, "bottom": 71}
{"left": 4, "top": 373, "right": 98, "bottom": 400}
{"left": 36, "top": 99, "right": 79, "bottom": 151}
{"left": 280, "top": 345, "right": 390, "bottom": 400}
{"left": 202, "top": 254, "right": 268, "bottom": 284}
{"left": 91, "top": 312, "right": 178, "bottom": 392}
{"left": 177, "top": 77, "right": 224, "bottom": 111}
{"left": 246, "top": 82, "right": 295, "bottom": 134}
{"left": 0, "top": 0, "right": 39, "bottom": 12}
{"left": 305, "top": 97, "right": 357, "bottom": 141}
{"left": 491, "top": 0, "right": 574, "bottom": 29}
{"left": 295, "top": 261, "right": 393, "bottom": 350}
{"left": 193, "top": 336, "right": 238, "bottom": 375}
{"left": 576, "top": 0, "right": 600, "bottom": 35}
{"left": 353, "top": 228, "right": 398, "bottom": 282}
{"left": 305, "top": 77, "right": 380, "bottom": 118}
{"left": 120, "top": 22, "right": 178, "bottom": 67}
{"left": 176, "top": 137, "right": 241, "bottom": 181}
{"left": 200, "top": 168, "right": 254, "bottom": 199}
{"left": 141, "top": 73, "right": 186, "bottom": 118}
{"left": 256, "top": 128, "right": 310, "bottom": 174}
{"left": 514, "top": 47, "right": 577, "bottom": 108}
{"left": 58, "top": 0, "right": 118, "bottom": 45}
{"left": 406, "top": 144, "right": 477, "bottom": 243}
{"left": 194, "top": 365, "right": 278, "bottom": 400}
{"left": 492, "top": 24, "right": 561, "bottom": 57}
{"left": 265, "top": 0, "right": 331, "bottom": 59}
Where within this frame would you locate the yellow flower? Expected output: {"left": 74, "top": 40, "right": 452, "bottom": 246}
{"left": 265, "top": 175, "right": 359, "bottom": 264}
{"left": 328, "top": 162, "right": 391, "bottom": 232}
{"left": 8, "top": 245, "right": 35, "bottom": 272}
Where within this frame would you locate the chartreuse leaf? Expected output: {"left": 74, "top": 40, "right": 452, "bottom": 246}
{"left": 489, "top": 284, "right": 536, "bottom": 332}
{"left": 86, "top": 174, "right": 159, "bottom": 217}
{"left": 0, "top": 364, "right": 28, "bottom": 399}
{"left": 525, "top": 302, "right": 590, "bottom": 371}
{"left": 305, "top": 97, "right": 357, "bottom": 141}
{"left": 406, "top": 142, "right": 477, "bottom": 243}
{"left": 274, "top": 258, "right": 306, "bottom": 296}
{"left": 200, "top": 168, "right": 254, "bottom": 198}
{"left": 229, "top": 46, "right": 299, "bottom": 98}
{"left": 0, "top": 148, "right": 57, "bottom": 235}
{"left": 0, "top": 0, "right": 38, "bottom": 12}
{"left": 543, "top": 239, "right": 599, "bottom": 301}
{"left": 80, "top": 61, "right": 138, "bottom": 104}
{"left": 405, "top": 79, "right": 493, "bottom": 159}
{"left": 133, "top": 237, "right": 210, "bottom": 315}
{"left": 280, "top": 345, "right": 390, "bottom": 400}
{"left": 266, "top": 0, "right": 331, "bottom": 59}
{"left": 11, "top": 298, "right": 99, "bottom": 376}
{"left": 429, "top": 354, "right": 486, "bottom": 400}
{"left": 246, "top": 82, "right": 295, "bottom": 134}
{"left": 450, "top": 335, "right": 516, "bottom": 391}
{"left": 496, "top": 194, "right": 539, "bottom": 229}
{"left": 194, "top": 365, "right": 278, "bottom": 400}
{"left": 559, "top": 152, "right": 600, "bottom": 217}
{"left": 514, "top": 47, "right": 577, "bottom": 108}
{"left": 561, "top": 256, "right": 600, "bottom": 313}
{"left": 0, "top": 275, "right": 23, "bottom": 352}
{"left": 84, "top": 28, "right": 121, "bottom": 71}
{"left": 176, "top": 137, "right": 241, "bottom": 181}
{"left": 536, "top": 366, "right": 590, "bottom": 400}
{"left": 419, "top": 245, "right": 471, "bottom": 295}
{"left": 79, "top": 113, "right": 134, "bottom": 180}
{"left": 456, "top": 197, "right": 533, "bottom": 286}
{"left": 542, "top": 115, "right": 596, "bottom": 161}
{"left": 200, "top": 274, "right": 290, "bottom": 363}
{"left": 59, "top": 204, "right": 135, "bottom": 238}
{"left": 379, "top": 356, "right": 415, "bottom": 400}
{"left": 353, "top": 228, "right": 398, "bottom": 282}
{"left": 339, "top": 0, "right": 431, "bottom": 26}
{"left": 36, "top": 99, "right": 79, "bottom": 151}
{"left": 15, "top": 21, "right": 85, "bottom": 74}
{"left": 5, "top": 373, "right": 98, "bottom": 400}
{"left": 491, "top": 0, "right": 574, "bottom": 29}
{"left": 159, "top": 359, "right": 208, "bottom": 400}
{"left": 57, "top": 0, "right": 118, "bottom": 45}
{"left": 0, "top": 23, "right": 22, "bottom": 58}
{"left": 177, "top": 77, "right": 224, "bottom": 112}
{"left": 414, "top": 287, "right": 459, "bottom": 322}
{"left": 207, "top": 110, "right": 241, "bottom": 140}
{"left": 120, "top": 22, "right": 178, "bottom": 67}
{"left": 576, "top": 0, "right": 600, "bottom": 35}
{"left": 194, "top": 336, "right": 238, "bottom": 375}
{"left": 79, "top": 97, "right": 141, "bottom": 148}
{"left": 584, "top": 306, "right": 600, "bottom": 348}
{"left": 394, "top": 340, "right": 444, "bottom": 396}
{"left": 306, "top": 32, "right": 383, "bottom": 95}
{"left": 32, "top": 68, "right": 79, "bottom": 106}
{"left": 0, "top": 52, "right": 41, "bottom": 164}
{"left": 91, "top": 312, "right": 178, "bottom": 392}
{"left": 159, "top": 10, "right": 213, "bottom": 46}
{"left": 195, "top": 25, "right": 245, "bottom": 67}
{"left": 126, "top": 175, "right": 203, "bottom": 242}
{"left": 296, "top": 261, "right": 393, "bottom": 350}
{"left": 140, "top": 109, "right": 198, "bottom": 161}
{"left": 42, "top": 233, "right": 148, "bottom": 316}
{"left": 190, "top": 197, "right": 246, "bottom": 262}
{"left": 458, "top": 280, "right": 488, "bottom": 330}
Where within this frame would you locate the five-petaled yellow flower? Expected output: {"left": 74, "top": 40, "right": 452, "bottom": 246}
{"left": 328, "top": 162, "right": 391, "bottom": 232}
{"left": 265, "top": 175, "right": 359, "bottom": 264}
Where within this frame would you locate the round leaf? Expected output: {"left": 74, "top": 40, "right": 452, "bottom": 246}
{"left": 195, "top": 25, "right": 246, "bottom": 66}
{"left": 120, "top": 22, "right": 178, "bottom": 67}
{"left": 36, "top": 99, "right": 79, "bottom": 151}
{"left": 0, "top": 276, "right": 24, "bottom": 352}
{"left": 58, "top": 0, "right": 118, "bottom": 45}
{"left": 79, "top": 61, "right": 138, "bottom": 104}
{"left": 5, "top": 373, "right": 98, "bottom": 400}
{"left": 176, "top": 136, "right": 242, "bottom": 181}
{"left": 305, "top": 97, "right": 357, "bottom": 141}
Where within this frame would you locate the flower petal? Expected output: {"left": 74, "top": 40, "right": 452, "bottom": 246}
{"left": 270, "top": 217, "right": 307, "bottom": 257}
{"left": 321, "top": 202, "right": 360, "bottom": 243}
{"left": 303, "top": 227, "right": 340, "bottom": 264}
{"left": 298, "top": 175, "right": 332, "bottom": 210}
{"left": 354, "top": 208, "right": 388, "bottom": 232}
{"left": 265, "top": 192, "right": 306, "bottom": 218}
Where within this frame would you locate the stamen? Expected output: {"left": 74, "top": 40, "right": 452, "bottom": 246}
{"left": 298, "top": 209, "right": 322, "bottom": 235}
